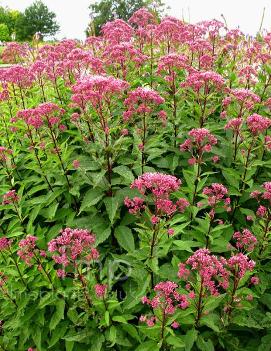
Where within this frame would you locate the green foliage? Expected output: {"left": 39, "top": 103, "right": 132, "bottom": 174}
{"left": 0, "top": 8, "right": 271, "bottom": 351}
{"left": 15, "top": 0, "right": 59, "bottom": 41}
{"left": 0, "top": 23, "right": 10, "bottom": 42}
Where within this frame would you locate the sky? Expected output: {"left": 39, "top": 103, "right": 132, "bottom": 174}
{"left": 1, "top": 0, "right": 271, "bottom": 40}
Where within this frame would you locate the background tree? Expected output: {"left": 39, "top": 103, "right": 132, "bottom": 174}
{"left": 88, "top": 0, "right": 166, "bottom": 35}
{"left": 0, "top": 23, "right": 10, "bottom": 42}
{"left": 15, "top": 1, "right": 59, "bottom": 41}
{"left": 0, "top": 7, "right": 21, "bottom": 41}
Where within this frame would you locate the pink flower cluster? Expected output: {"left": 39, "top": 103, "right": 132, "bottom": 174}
{"left": 157, "top": 54, "right": 188, "bottom": 82}
{"left": 72, "top": 75, "right": 129, "bottom": 109}
{"left": 182, "top": 71, "right": 225, "bottom": 92}
{"left": 179, "top": 249, "right": 229, "bottom": 295}
{"left": 17, "top": 235, "right": 38, "bottom": 266}
{"left": 180, "top": 128, "right": 217, "bottom": 164}
{"left": 3, "top": 65, "right": 34, "bottom": 88}
{"left": 232, "top": 229, "right": 257, "bottom": 252}
{"left": 95, "top": 284, "right": 107, "bottom": 298}
{"left": 123, "top": 87, "right": 165, "bottom": 122}
{"left": 202, "top": 183, "right": 231, "bottom": 217}
{"left": 0, "top": 146, "right": 13, "bottom": 162}
{"left": 140, "top": 280, "right": 189, "bottom": 327}
{"left": 131, "top": 172, "right": 181, "bottom": 196}
{"left": 102, "top": 19, "right": 134, "bottom": 44}
{"left": 246, "top": 114, "right": 271, "bottom": 135}
{"left": 0, "top": 237, "right": 11, "bottom": 251}
{"left": 227, "top": 253, "right": 255, "bottom": 278}
{"left": 48, "top": 228, "right": 99, "bottom": 272}
{"left": 2, "top": 190, "right": 19, "bottom": 205}
{"left": 251, "top": 182, "right": 271, "bottom": 218}
{"left": 222, "top": 89, "right": 260, "bottom": 113}
{"left": 17, "top": 103, "right": 65, "bottom": 130}
{"left": 2, "top": 42, "right": 29, "bottom": 64}
{"left": 128, "top": 8, "right": 155, "bottom": 28}
{"left": 103, "top": 42, "right": 147, "bottom": 69}
{"left": 125, "top": 173, "right": 189, "bottom": 219}
{"left": 124, "top": 196, "right": 145, "bottom": 214}
{"left": 224, "top": 117, "right": 243, "bottom": 133}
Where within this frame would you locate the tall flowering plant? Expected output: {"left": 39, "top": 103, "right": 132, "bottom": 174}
{"left": 125, "top": 172, "right": 189, "bottom": 287}
{"left": 71, "top": 75, "right": 129, "bottom": 195}
{"left": 123, "top": 87, "right": 166, "bottom": 172}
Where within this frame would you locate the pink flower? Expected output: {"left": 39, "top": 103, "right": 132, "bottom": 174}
{"left": 72, "top": 75, "right": 129, "bottom": 109}
{"left": 176, "top": 198, "right": 190, "bottom": 213}
{"left": 250, "top": 276, "right": 260, "bottom": 285}
{"left": 246, "top": 114, "right": 271, "bottom": 135}
{"left": 167, "top": 229, "right": 174, "bottom": 236}
{"left": 146, "top": 316, "right": 156, "bottom": 327}
{"left": 73, "top": 160, "right": 80, "bottom": 169}
{"left": 256, "top": 205, "right": 267, "bottom": 217}
{"left": 128, "top": 8, "right": 155, "bottom": 27}
{"left": 228, "top": 253, "right": 255, "bottom": 278}
{"left": 230, "top": 89, "right": 260, "bottom": 110}
{"left": 0, "top": 146, "right": 13, "bottom": 162}
{"left": 48, "top": 228, "right": 98, "bottom": 271}
{"left": 0, "top": 238, "right": 11, "bottom": 251}
{"left": 182, "top": 71, "right": 225, "bottom": 91}
{"left": 124, "top": 196, "right": 145, "bottom": 214}
{"left": 246, "top": 294, "right": 253, "bottom": 301}
{"left": 57, "top": 269, "right": 66, "bottom": 278}
{"left": 180, "top": 128, "right": 217, "bottom": 163}
{"left": 102, "top": 19, "right": 134, "bottom": 44}
{"left": 188, "top": 291, "right": 196, "bottom": 299}
{"left": 17, "top": 235, "right": 38, "bottom": 266}
{"left": 2, "top": 190, "right": 19, "bottom": 205}
{"left": 233, "top": 229, "right": 257, "bottom": 252}
{"left": 95, "top": 284, "right": 107, "bottom": 298}
{"left": 171, "top": 321, "right": 180, "bottom": 329}
{"left": 151, "top": 216, "right": 159, "bottom": 224}
{"left": 188, "top": 157, "right": 196, "bottom": 165}
{"left": 138, "top": 143, "right": 144, "bottom": 151}
{"left": 131, "top": 173, "right": 181, "bottom": 197}
{"left": 202, "top": 183, "right": 230, "bottom": 213}
{"left": 185, "top": 249, "right": 230, "bottom": 295}
{"left": 177, "top": 263, "right": 190, "bottom": 280}
{"left": 121, "top": 128, "right": 129, "bottom": 136}
{"left": 212, "top": 155, "right": 220, "bottom": 163}
{"left": 124, "top": 87, "right": 165, "bottom": 122}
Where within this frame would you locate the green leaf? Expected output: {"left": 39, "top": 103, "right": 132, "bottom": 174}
{"left": 38, "top": 292, "right": 57, "bottom": 309}
{"left": 80, "top": 188, "right": 104, "bottom": 213}
{"left": 135, "top": 341, "right": 160, "bottom": 351}
{"left": 48, "top": 321, "right": 68, "bottom": 347}
{"left": 104, "top": 196, "right": 119, "bottom": 224}
{"left": 185, "top": 328, "right": 198, "bottom": 351}
{"left": 201, "top": 313, "right": 221, "bottom": 332}
{"left": 173, "top": 240, "right": 197, "bottom": 252}
{"left": 49, "top": 299, "right": 65, "bottom": 330}
{"left": 108, "top": 325, "right": 117, "bottom": 346}
{"left": 105, "top": 311, "right": 110, "bottom": 326}
{"left": 222, "top": 169, "right": 240, "bottom": 189}
{"left": 122, "top": 324, "right": 140, "bottom": 342}
{"left": 113, "top": 165, "right": 134, "bottom": 184}
{"left": 258, "top": 334, "right": 271, "bottom": 351}
{"left": 65, "top": 340, "right": 74, "bottom": 351}
{"left": 167, "top": 334, "right": 185, "bottom": 347}
{"left": 196, "top": 336, "right": 214, "bottom": 351}
{"left": 115, "top": 225, "right": 135, "bottom": 252}
{"left": 32, "top": 326, "right": 42, "bottom": 350}
{"left": 112, "top": 315, "right": 128, "bottom": 323}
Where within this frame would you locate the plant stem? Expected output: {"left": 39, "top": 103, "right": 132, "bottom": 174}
{"left": 195, "top": 277, "right": 204, "bottom": 328}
